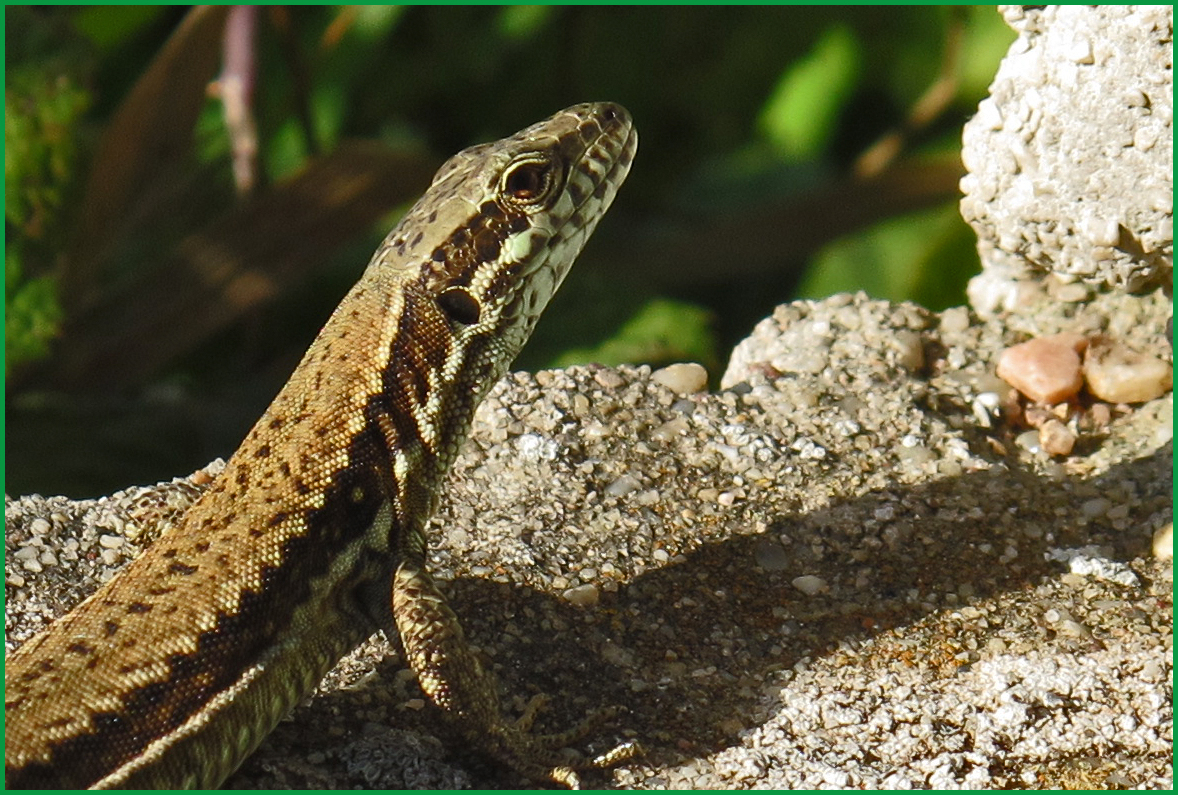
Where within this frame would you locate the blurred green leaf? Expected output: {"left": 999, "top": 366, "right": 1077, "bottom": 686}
{"left": 553, "top": 298, "right": 716, "bottom": 371}
{"left": 259, "top": 7, "right": 408, "bottom": 182}
{"left": 72, "top": 5, "right": 166, "bottom": 52}
{"left": 959, "top": 6, "right": 1017, "bottom": 99}
{"left": 6, "top": 251, "right": 64, "bottom": 379}
{"left": 759, "top": 24, "right": 862, "bottom": 161}
{"left": 350, "top": 4, "right": 404, "bottom": 38}
{"left": 797, "top": 203, "right": 979, "bottom": 311}
{"left": 266, "top": 116, "right": 311, "bottom": 181}
{"left": 497, "top": 5, "right": 553, "bottom": 40}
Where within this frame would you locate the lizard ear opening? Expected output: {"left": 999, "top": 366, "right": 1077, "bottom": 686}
{"left": 437, "top": 287, "right": 481, "bottom": 326}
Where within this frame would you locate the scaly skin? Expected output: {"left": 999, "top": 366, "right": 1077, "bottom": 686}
{"left": 5, "top": 102, "right": 637, "bottom": 789}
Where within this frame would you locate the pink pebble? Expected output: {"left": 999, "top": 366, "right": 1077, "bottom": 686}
{"left": 997, "top": 333, "right": 1087, "bottom": 404}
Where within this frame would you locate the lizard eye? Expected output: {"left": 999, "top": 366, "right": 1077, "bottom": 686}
{"left": 500, "top": 156, "right": 561, "bottom": 208}
{"left": 437, "top": 287, "right": 481, "bottom": 326}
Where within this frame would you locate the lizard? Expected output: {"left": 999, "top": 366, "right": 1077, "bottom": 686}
{"left": 5, "top": 101, "right": 638, "bottom": 789}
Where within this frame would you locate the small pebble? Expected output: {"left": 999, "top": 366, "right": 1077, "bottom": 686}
{"left": 13, "top": 546, "right": 39, "bottom": 561}
{"left": 1057, "top": 619, "right": 1090, "bottom": 638}
{"left": 191, "top": 468, "right": 216, "bottom": 486}
{"left": 571, "top": 393, "right": 591, "bottom": 416}
{"left": 1083, "top": 336, "right": 1172, "bottom": 404}
{"left": 996, "top": 333, "right": 1087, "bottom": 404}
{"left": 605, "top": 474, "right": 642, "bottom": 498}
{"left": 649, "top": 418, "right": 690, "bottom": 443}
{"left": 1083, "top": 402, "right": 1113, "bottom": 429}
{"left": 940, "top": 306, "right": 971, "bottom": 333}
{"left": 1038, "top": 419, "right": 1076, "bottom": 456}
{"left": 1014, "top": 430, "right": 1041, "bottom": 453}
{"left": 890, "top": 331, "right": 925, "bottom": 371}
{"left": 635, "top": 489, "right": 661, "bottom": 506}
{"left": 1153, "top": 523, "right": 1172, "bottom": 560}
{"left": 593, "top": 369, "right": 625, "bottom": 389}
{"left": 1054, "top": 282, "right": 1090, "bottom": 302}
{"left": 651, "top": 363, "right": 708, "bottom": 394}
{"left": 1024, "top": 403, "right": 1071, "bottom": 427}
{"left": 791, "top": 575, "right": 827, "bottom": 596}
{"left": 562, "top": 583, "right": 600, "bottom": 607}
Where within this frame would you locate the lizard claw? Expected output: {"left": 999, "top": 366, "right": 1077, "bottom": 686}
{"left": 546, "top": 739, "right": 644, "bottom": 789}
{"left": 500, "top": 701, "right": 643, "bottom": 788}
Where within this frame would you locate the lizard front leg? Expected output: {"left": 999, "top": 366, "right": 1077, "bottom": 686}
{"left": 391, "top": 562, "right": 639, "bottom": 787}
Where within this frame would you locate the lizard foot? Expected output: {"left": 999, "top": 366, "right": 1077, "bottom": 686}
{"left": 481, "top": 695, "right": 642, "bottom": 788}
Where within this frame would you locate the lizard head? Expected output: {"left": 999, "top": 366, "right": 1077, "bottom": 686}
{"left": 374, "top": 102, "right": 636, "bottom": 377}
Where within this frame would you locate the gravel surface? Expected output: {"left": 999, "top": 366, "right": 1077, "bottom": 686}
{"left": 7, "top": 288, "right": 1171, "bottom": 789}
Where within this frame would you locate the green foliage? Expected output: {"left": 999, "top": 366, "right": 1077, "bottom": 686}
{"left": 71, "top": 5, "right": 167, "bottom": 53}
{"left": 5, "top": 73, "right": 89, "bottom": 232}
{"left": 552, "top": 299, "right": 717, "bottom": 372}
{"left": 959, "top": 6, "right": 1021, "bottom": 99}
{"left": 796, "top": 204, "right": 979, "bottom": 312}
{"left": 760, "top": 25, "right": 861, "bottom": 161}
{"left": 5, "top": 251, "right": 64, "bottom": 379}
{"left": 5, "top": 61, "right": 89, "bottom": 378}
{"left": 496, "top": 5, "right": 554, "bottom": 41}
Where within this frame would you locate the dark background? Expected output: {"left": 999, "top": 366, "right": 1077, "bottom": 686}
{"left": 6, "top": 6, "right": 1014, "bottom": 497}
